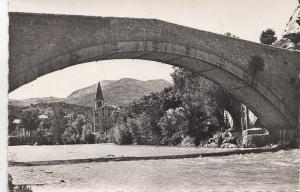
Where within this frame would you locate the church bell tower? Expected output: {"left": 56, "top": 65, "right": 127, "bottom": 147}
{"left": 95, "top": 82, "right": 104, "bottom": 109}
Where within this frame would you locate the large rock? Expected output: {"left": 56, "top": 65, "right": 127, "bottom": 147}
{"left": 283, "top": 3, "right": 300, "bottom": 35}
{"left": 221, "top": 143, "right": 238, "bottom": 148}
{"left": 273, "top": 38, "right": 295, "bottom": 50}
{"left": 180, "top": 136, "right": 195, "bottom": 147}
{"left": 242, "top": 128, "right": 271, "bottom": 148}
{"left": 205, "top": 142, "right": 219, "bottom": 148}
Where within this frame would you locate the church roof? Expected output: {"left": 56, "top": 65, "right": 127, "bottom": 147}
{"left": 95, "top": 82, "right": 104, "bottom": 100}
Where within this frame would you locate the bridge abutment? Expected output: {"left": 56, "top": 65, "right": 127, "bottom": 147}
{"left": 297, "top": 69, "right": 300, "bottom": 147}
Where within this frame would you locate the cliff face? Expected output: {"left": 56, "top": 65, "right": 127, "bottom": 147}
{"left": 274, "top": 3, "right": 300, "bottom": 50}
{"left": 284, "top": 3, "right": 300, "bottom": 35}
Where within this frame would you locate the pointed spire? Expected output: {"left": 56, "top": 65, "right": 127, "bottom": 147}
{"left": 95, "top": 81, "right": 104, "bottom": 101}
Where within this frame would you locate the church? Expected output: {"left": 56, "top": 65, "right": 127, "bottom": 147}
{"left": 93, "top": 82, "right": 114, "bottom": 134}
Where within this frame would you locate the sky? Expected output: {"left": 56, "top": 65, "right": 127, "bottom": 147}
{"left": 8, "top": 0, "right": 299, "bottom": 99}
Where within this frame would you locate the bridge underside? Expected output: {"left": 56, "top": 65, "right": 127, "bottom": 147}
{"left": 8, "top": 12, "right": 300, "bottom": 141}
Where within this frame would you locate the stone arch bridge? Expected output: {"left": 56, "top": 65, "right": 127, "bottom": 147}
{"left": 9, "top": 12, "right": 300, "bottom": 143}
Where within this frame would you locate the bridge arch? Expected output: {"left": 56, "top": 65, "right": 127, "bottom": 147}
{"left": 9, "top": 12, "right": 300, "bottom": 135}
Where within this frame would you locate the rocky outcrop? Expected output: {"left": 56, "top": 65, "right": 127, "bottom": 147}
{"left": 180, "top": 136, "right": 196, "bottom": 147}
{"left": 273, "top": 38, "right": 295, "bottom": 50}
{"left": 275, "top": 3, "right": 300, "bottom": 50}
{"left": 283, "top": 3, "right": 300, "bottom": 35}
{"left": 207, "top": 128, "right": 240, "bottom": 148}
{"left": 242, "top": 128, "right": 271, "bottom": 148}
{"left": 221, "top": 143, "right": 238, "bottom": 148}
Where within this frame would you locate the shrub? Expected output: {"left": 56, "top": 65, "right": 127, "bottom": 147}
{"left": 8, "top": 136, "right": 37, "bottom": 146}
{"left": 113, "top": 123, "right": 133, "bottom": 145}
{"left": 260, "top": 28, "right": 277, "bottom": 45}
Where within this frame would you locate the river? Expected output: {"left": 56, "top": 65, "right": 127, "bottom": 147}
{"left": 8, "top": 144, "right": 300, "bottom": 192}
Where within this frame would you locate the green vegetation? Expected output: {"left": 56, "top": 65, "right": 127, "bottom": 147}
{"left": 8, "top": 68, "right": 245, "bottom": 147}
{"left": 8, "top": 102, "right": 94, "bottom": 145}
{"left": 260, "top": 28, "right": 277, "bottom": 45}
{"left": 104, "top": 67, "right": 238, "bottom": 146}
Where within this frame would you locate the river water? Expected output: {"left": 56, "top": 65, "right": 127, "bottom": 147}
{"left": 8, "top": 144, "right": 300, "bottom": 192}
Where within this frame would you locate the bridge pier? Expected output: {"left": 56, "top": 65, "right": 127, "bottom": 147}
{"left": 267, "top": 128, "right": 298, "bottom": 147}
{"left": 278, "top": 129, "right": 298, "bottom": 146}
{"left": 297, "top": 85, "right": 300, "bottom": 147}
{"left": 297, "top": 68, "right": 300, "bottom": 147}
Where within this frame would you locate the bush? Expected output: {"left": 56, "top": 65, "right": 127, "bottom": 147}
{"left": 260, "top": 28, "right": 277, "bottom": 45}
{"left": 8, "top": 136, "right": 36, "bottom": 146}
{"left": 113, "top": 123, "right": 133, "bottom": 145}
{"left": 61, "top": 126, "right": 80, "bottom": 144}
{"left": 158, "top": 107, "right": 188, "bottom": 145}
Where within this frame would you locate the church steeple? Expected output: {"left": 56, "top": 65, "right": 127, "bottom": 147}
{"left": 95, "top": 82, "right": 104, "bottom": 109}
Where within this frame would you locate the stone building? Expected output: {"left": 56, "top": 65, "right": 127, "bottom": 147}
{"left": 10, "top": 119, "right": 26, "bottom": 137}
{"left": 93, "top": 82, "right": 114, "bottom": 134}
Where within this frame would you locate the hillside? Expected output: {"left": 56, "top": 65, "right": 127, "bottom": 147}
{"left": 65, "top": 78, "right": 172, "bottom": 107}
{"left": 9, "top": 96, "right": 64, "bottom": 107}
{"left": 9, "top": 78, "right": 173, "bottom": 108}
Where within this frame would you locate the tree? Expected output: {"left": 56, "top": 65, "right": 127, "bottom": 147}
{"left": 112, "top": 122, "right": 132, "bottom": 145}
{"left": 158, "top": 107, "right": 188, "bottom": 145}
{"left": 260, "top": 29, "right": 277, "bottom": 45}
{"left": 21, "top": 110, "right": 39, "bottom": 136}
{"left": 81, "top": 122, "right": 94, "bottom": 144}
{"left": 51, "top": 110, "right": 67, "bottom": 144}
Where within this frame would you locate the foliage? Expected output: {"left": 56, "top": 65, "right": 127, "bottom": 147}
{"left": 112, "top": 122, "right": 133, "bottom": 145}
{"left": 283, "top": 32, "right": 300, "bottom": 45}
{"left": 106, "top": 67, "right": 238, "bottom": 146}
{"left": 132, "top": 113, "right": 161, "bottom": 145}
{"left": 260, "top": 28, "right": 277, "bottom": 45}
{"left": 35, "top": 129, "right": 53, "bottom": 145}
{"left": 158, "top": 107, "right": 188, "bottom": 145}
{"left": 21, "top": 110, "right": 39, "bottom": 135}
{"left": 171, "top": 67, "right": 220, "bottom": 142}
{"left": 81, "top": 123, "right": 95, "bottom": 144}
{"left": 224, "top": 32, "right": 239, "bottom": 38}
{"left": 61, "top": 125, "right": 80, "bottom": 144}
{"left": 51, "top": 110, "right": 67, "bottom": 144}
{"left": 8, "top": 136, "right": 37, "bottom": 146}
{"left": 8, "top": 101, "right": 95, "bottom": 146}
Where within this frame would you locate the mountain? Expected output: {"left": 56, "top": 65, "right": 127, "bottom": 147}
{"left": 65, "top": 78, "right": 172, "bottom": 107}
{"left": 9, "top": 78, "right": 172, "bottom": 108}
{"left": 9, "top": 96, "right": 64, "bottom": 107}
